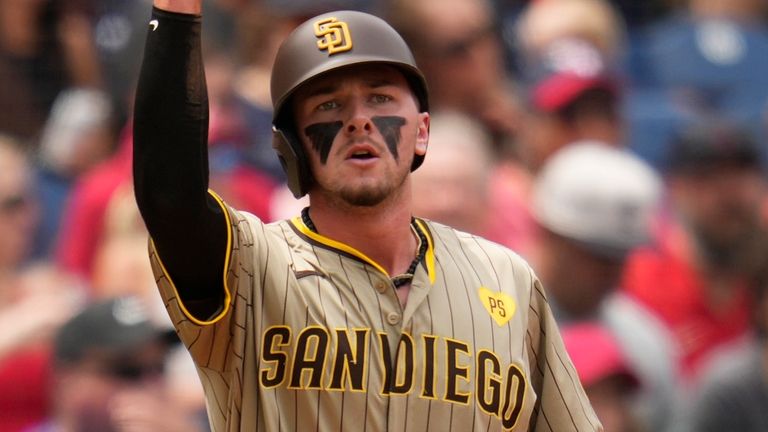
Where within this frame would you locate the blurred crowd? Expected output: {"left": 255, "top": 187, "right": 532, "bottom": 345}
{"left": 2, "top": 0, "right": 768, "bottom": 431}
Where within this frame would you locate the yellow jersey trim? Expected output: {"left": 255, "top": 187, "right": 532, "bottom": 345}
{"left": 291, "top": 216, "right": 390, "bottom": 276}
{"left": 414, "top": 218, "right": 436, "bottom": 285}
{"left": 151, "top": 189, "right": 233, "bottom": 326}
{"left": 290, "top": 216, "right": 436, "bottom": 285}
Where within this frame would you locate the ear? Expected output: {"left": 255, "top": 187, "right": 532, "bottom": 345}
{"left": 415, "top": 112, "right": 430, "bottom": 156}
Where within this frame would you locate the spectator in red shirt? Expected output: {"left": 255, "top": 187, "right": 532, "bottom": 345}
{"left": 622, "top": 120, "right": 767, "bottom": 382}
{"left": 55, "top": 120, "right": 276, "bottom": 281}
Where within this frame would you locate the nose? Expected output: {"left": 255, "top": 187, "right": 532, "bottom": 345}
{"left": 344, "top": 102, "right": 374, "bottom": 136}
{"left": 346, "top": 118, "right": 373, "bottom": 135}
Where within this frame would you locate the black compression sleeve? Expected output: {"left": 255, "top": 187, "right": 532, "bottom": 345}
{"left": 133, "top": 7, "right": 227, "bottom": 317}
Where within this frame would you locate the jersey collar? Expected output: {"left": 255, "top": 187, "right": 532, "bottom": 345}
{"left": 290, "top": 216, "right": 436, "bottom": 285}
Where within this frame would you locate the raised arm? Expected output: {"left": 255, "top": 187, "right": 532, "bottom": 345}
{"left": 133, "top": 0, "right": 227, "bottom": 318}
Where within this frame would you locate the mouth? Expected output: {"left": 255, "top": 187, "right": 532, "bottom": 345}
{"left": 349, "top": 150, "right": 376, "bottom": 160}
{"left": 345, "top": 144, "right": 380, "bottom": 161}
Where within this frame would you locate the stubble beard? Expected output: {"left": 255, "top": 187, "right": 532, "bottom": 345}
{"left": 339, "top": 184, "right": 390, "bottom": 207}
{"left": 312, "top": 157, "right": 410, "bottom": 209}
{"left": 337, "top": 167, "right": 409, "bottom": 207}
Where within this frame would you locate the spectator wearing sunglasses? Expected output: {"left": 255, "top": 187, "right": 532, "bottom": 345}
{"left": 0, "top": 134, "right": 83, "bottom": 432}
{"left": 384, "top": 0, "right": 519, "bottom": 153}
{"left": 25, "top": 296, "right": 208, "bottom": 432}
{"left": 0, "top": 134, "right": 38, "bottom": 274}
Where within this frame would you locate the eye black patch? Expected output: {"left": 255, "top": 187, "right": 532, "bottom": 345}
{"left": 372, "top": 116, "right": 406, "bottom": 160}
{"left": 304, "top": 121, "right": 343, "bottom": 164}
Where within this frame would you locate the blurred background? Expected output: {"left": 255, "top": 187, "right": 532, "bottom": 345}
{"left": 3, "top": 0, "right": 768, "bottom": 431}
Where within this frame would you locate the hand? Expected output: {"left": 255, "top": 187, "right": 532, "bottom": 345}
{"left": 0, "top": 274, "right": 82, "bottom": 359}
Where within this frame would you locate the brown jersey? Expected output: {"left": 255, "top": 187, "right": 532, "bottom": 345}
{"left": 149, "top": 194, "right": 601, "bottom": 431}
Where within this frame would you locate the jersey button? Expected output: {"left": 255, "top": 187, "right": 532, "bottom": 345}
{"left": 386, "top": 312, "right": 401, "bottom": 325}
{"left": 375, "top": 281, "right": 388, "bottom": 293}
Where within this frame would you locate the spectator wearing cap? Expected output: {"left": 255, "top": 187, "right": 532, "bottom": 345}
{"left": 560, "top": 322, "right": 643, "bottom": 432}
{"left": 26, "top": 296, "right": 208, "bottom": 432}
{"left": 531, "top": 142, "right": 681, "bottom": 432}
{"left": 480, "top": 36, "right": 626, "bottom": 259}
{"left": 622, "top": 121, "right": 766, "bottom": 384}
{"left": 515, "top": 37, "right": 624, "bottom": 173}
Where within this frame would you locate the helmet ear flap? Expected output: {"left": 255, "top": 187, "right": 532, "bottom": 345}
{"left": 272, "top": 127, "right": 313, "bottom": 198}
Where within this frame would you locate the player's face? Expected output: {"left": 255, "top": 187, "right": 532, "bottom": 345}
{"left": 293, "top": 64, "right": 429, "bottom": 207}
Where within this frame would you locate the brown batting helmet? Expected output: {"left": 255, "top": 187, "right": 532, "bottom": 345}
{"left": 271, "top": 10, "right": 429, "bottom": 198}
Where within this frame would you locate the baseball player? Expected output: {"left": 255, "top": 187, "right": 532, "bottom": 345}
{"left": 133, "top": 1, "right": 602, "bottom": 431}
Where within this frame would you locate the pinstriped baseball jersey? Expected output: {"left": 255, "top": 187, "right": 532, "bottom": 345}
{"left": 149, "top": 195, "right": 601, "bottom": 432}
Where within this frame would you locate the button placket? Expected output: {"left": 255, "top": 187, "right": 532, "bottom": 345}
{"left": 375, "top": 280, "right": 388, "bottom": 294}
{"left": 386, "top": 312, "right": 401, "bottom": 325}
